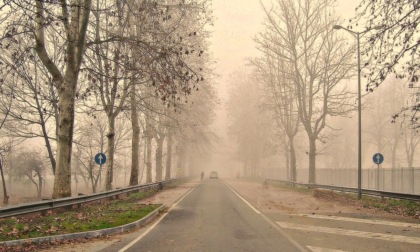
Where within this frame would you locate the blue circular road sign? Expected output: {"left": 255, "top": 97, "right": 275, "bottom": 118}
{"left": 372, "top": 153, "right": 384, "bottom": 165}
{"left": 95, "top": 153, "right": 106, "bottom": 165}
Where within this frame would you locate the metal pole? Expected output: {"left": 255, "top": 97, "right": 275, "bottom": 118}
{"left": 357, "top": 33, "right": 362, "bottom": 199}
{"left": 333, "top": 24, "right": 385, "bottom": 199}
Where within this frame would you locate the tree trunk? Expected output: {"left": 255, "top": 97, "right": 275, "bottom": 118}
{"left": 290, "top": 138, "right": 297, "bottom": 183}
{"left": 37, "top": 175, "right": 43, "bottom": 199}
{"left": 146, "top": 125, "right": 153, "bottom": 183}
{"left": 35, "top": 1, "right": 92, "bottom": 199}
{"left": 409, "top": 148, "right": 415, "bottom": 193}
{"left": 105, "top": 116, "right": 116, "bottom": 190}
{"left": 53, "top": 77, "right": 77, "bottom": 198}
{"left": 155, "top": 137, "right": 164, "bottom": 181}
{"left": 0, "top": 160, "right": 8, "bottom": 205}
{"left": 40, "top": 112, "right": 56, "bottom": 174}
{"left": 129, "top": 84, "right": 140, "bottom": 186}
{"left": 308, "top": 137, "right": 316, "bottom": 184}
{"left": 89, "top": 162, "right": 97, "bottom": 193}
{"left": 165, "top": 131, "right": 173, "bottom": 180}
{"left": 391, "top": 129, "right": 399, "bottom": 190}
{"left": 176, "top": 147, "right": 185, "bottom": 177}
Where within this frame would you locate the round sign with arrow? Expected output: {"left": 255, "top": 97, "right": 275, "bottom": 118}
{"left": 95, "top": 153, "right": 107, "bottom": 165}
{"left": 372, "top": 153, "right": 384, "bottom": 165}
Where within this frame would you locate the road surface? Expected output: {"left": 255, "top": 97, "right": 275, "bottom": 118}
{"left": 42, "top": 178, "right": 420, "bottom": 252}
{"left": 116, "top": 179, "right": 304, "bottom": 252}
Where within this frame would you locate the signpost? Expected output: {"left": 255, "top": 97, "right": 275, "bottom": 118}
{"left": 95, "top": 153, "right": 106, "bottom": 188}
{"left": 373, "top": 153, "right": 384, "bottom": 190}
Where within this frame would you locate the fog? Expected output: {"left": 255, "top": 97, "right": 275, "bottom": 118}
{"left": 0, "top": 0, "right": 419, "bottom": 204}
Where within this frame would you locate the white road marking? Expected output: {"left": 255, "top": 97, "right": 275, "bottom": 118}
{"left": 307, "top": 246, "right": 348, "bottom": 252}
{"left": 292, "top": 214, "right": 420, "bottom": 229}
{"left": 118, "top": 183, "right": 199, "bottom": 252}
{"left": 224, "top": 182, "right": 308, "bottom": 252}
{"left": 224, "top": 182, "right": 261, "bottom": 214}
{"left": 277, "top": 222, "right": 420, "bottom": 245}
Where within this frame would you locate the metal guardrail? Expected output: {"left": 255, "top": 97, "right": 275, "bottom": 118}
{"left": 265, "top": 179, "right": 420, "bottom": 201}
{"left": 0, "top": 179, "right": 181, "bottom": 219}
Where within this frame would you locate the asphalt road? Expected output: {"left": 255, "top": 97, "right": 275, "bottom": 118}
{"left": 117, "top": 179, "right": 305, "bottom": 252}
{"left": 41, "top": 178, "right": 420, "bottom": 252}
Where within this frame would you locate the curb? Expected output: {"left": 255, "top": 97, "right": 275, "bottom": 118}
{"left": 0, "top": 204, "right": 166, "bottom": 247}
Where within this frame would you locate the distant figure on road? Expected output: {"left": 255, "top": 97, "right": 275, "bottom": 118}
{"left": 201, "top": 171, "right": 204, "bottom": 180}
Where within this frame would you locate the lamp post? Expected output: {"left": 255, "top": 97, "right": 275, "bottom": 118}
{"left": 333, "top": 25, "right": 383, "bottom": 199}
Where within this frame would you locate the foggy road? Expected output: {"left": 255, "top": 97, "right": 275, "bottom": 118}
{"left": 117, "top": 179, "right": 304, "bottom": 252}
{"left": 101, "top": 179, "right": 420, "bottom": 252}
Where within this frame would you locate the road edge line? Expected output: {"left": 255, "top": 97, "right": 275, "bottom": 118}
{"left": 224, "top": 180, "right": 309, "bottom": 252}
{"left": 118, "top": 182, "right": 199, "bottom": 252}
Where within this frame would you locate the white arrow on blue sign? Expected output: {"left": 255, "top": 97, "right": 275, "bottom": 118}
{"left": 372, "top": 153, "right": 384, "bottom": 165}
{"left": 95, "top": 153, "right": 106, "bottom": 165}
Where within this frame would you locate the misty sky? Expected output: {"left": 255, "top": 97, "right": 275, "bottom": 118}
{"left": 208, "top": 0, "right": 360, "bottom": 133}
{"left": 210, "top": 0, "right": 358, "bottom": 87}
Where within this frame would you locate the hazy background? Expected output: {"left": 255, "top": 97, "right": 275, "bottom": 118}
{"left": 206, "top": 0, "right": 360, "bottom": 176}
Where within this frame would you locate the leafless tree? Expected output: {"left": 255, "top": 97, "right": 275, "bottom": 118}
{"left": 252, "top": 51, "right": 300, "bottom": 182}
{"left": 259, "top": 0, "right": 355, "bottom": 183}
{"left": 10, "top": 150, "right": 47, "bottom": 199}
{"left": 226, "top": 71, "right": 271, "bottom": 177}
{"left": 353, "top": 0, "right": 420, "bottom": 126}
{"left": 0, "top": 73, "right": 15, "bottom": 205}
{"left": 0, "top": 1, "right": 92, "bottom": 198}
{"left": 0, "top": 55, "right": 59, "bottom": 175}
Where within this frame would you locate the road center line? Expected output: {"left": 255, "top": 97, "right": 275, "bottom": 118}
{"left": 291, "top": 214, "right": 420, "bottom": 229}
{"left": 118, "top": 183, "right": 199, "bottom": 252}
{"left": 277, "top": 221, "right": 420, "bottom": 245}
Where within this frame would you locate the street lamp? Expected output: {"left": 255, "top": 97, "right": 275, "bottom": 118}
{"left": 333, "top": 24, "right": 384, "bottom": 199}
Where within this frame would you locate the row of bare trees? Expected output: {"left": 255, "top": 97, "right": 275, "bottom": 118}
{"left": 228, "top": 0, "right": 354, "bottom": 183}
{"left": 227, "top": 0, "right": 419, "bottom": 185}
{"left": 0, "top": 0, "right": 216, "bottom": 202}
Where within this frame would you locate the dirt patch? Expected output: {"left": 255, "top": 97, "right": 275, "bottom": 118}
{"left": 225, "top": 179, "right": 420, "bottom": 221}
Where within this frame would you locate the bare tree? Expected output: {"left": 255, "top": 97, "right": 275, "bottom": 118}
{"left": 252, "top": 52, "right": 300, "bottom": 182}
{"left": 0, "top": 74, "right": 15, "bottom": 205}
{"left": 73, "top": 115, "right": 107, "bottom": 193}
{"left": 353, "top": 0, "right": 420, "bottom": 125}
{"left": 0, "top": 55, "right": 59, "bottom": 175}
{"left": 402, "top": 127, "right": 420, "bottom": 193}
{"left": 0, "top": 142, "right": 12, "bottom": 205}
{"left": 226, "top": 71, "right": 270, "bottom": 177}
{"left": 259, "top": 0, "right": 354, "bottom": 183}
{"left": 10, "top": 150, "right": 47, "bottom": 199}
{"left": 353, "top": 0, "right": 419, "bottom": 88}
{"left": 81, "top": 0, "right": 209, "bottom": 189}
{"left": 0, "top": 1, "right": 92, "bottom": 198}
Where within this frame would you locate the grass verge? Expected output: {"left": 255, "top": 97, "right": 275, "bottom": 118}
{"left": 0, "top": 189, "right": 160, "bottom": 243}
{"left": 314, "top": 189, "right": 420, "bottom": 219}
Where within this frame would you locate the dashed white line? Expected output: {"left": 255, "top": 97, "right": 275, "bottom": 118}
{"left": 277, "top": 221, "right": 420, "bottom": 245}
